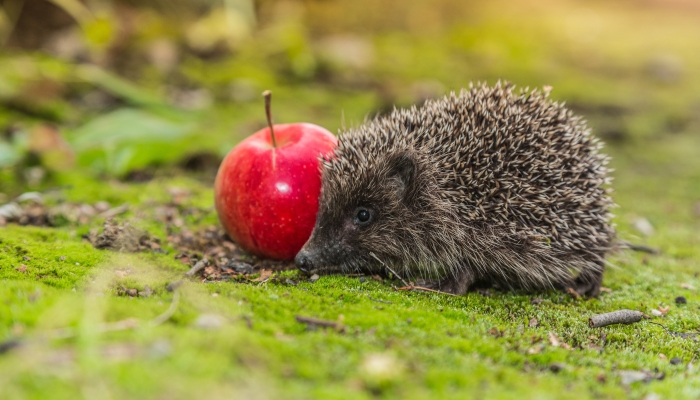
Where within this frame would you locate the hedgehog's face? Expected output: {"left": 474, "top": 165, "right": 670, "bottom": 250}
{"left": 295, "top": 150, "right": 440, "bottom": 276}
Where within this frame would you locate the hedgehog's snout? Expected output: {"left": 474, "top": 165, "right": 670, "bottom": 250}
{"left": 295, "top": 249, "right": 314, "bottom": 274}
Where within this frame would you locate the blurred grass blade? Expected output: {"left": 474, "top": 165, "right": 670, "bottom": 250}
{"left": 70, "top": 108, "right": 196, "bottom": 175}
{"left": 70, "top": 108, "right": 193, "bottom": 151}
{"left": 75, "top": 65, "right": 167, "bottom": 108}
{"left": 46, "top": 0, "right": 93, "bottom": 25}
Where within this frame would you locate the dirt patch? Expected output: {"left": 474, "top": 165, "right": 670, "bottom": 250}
{"left": 86, "top": 219, "right": 162, "bottom": 252}
{"left": 167, "top": 225, "right": 294, "bottom": 280}
{"left": 0, "top": 192, "right": 128, "bottom": 227}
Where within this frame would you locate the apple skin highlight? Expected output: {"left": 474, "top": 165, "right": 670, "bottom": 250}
{"left": 215, "top": 122, "right": 337, "bottom": 261}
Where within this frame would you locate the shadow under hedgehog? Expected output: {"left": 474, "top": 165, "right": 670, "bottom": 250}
{"left": 295, "top": 82, "right": 615, "bottom": 297}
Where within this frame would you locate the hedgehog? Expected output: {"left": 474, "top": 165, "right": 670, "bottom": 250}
{"left": 294, "top": 82, "right": 615, "bottom": 296}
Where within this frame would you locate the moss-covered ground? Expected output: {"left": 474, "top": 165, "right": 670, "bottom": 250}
{"left": 2, "top": 0, "right": 700, "bottom": 398}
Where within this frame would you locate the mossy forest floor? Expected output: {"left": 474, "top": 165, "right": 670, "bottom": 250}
{"left": 2, "top": 0, "right": 700, "bottom": 398}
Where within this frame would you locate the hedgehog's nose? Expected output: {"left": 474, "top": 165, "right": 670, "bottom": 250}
{"left": 295, "top": 250, "right": 314, "bottom": 274}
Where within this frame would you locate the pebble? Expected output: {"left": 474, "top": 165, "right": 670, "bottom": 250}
{"left": 549, "top": 363, "right": 566, "bottom": 373}
{"left": 670, "top": 357, "right": 683, "bottom": 365}
{"left": 632, "top": 217, "right": 654, "bottom": 237}
{"left": 309, "top": 274, "right": 320, "bottom": 283}
{"left": 193, "top": 314, "right": 226, "bottom": 330}
{"left": 675, "top": 296, "right": 687, "bottom": 304}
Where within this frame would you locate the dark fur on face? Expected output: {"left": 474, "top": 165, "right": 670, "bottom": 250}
{"left": 295, "top": 83, "right": 615, "bottom": 296}
{"left": 296, "top": 149, "right": 466, "bottom": 280}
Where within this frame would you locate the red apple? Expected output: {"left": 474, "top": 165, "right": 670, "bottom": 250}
{"left": 214, "top": 91, "right": 337, "bottom": 261}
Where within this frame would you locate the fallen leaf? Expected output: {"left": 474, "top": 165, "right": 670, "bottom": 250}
{"left": 600, "top": 286, "right": 613, "bottom": 293}
{"left": 566, "top": 287, "right": 581, "bottom": 299}
{"left": 527, "top": 345, "right": 543, "bottom": 354}
{"left": 253, "top": 269, "right": 272, "bottom": 282}
{"left": 544, "top": 332, "right": 569, "bottom": 349}
{"left": 28, "top": 124, "right": 75, "bottom": 171}
{"left": 679, "top": 283, "right": 696, "bottom": 290}
{"left": 487, "top": 327, "right": 503, "bottom": 337}
{"left": 139, "top": 285, "right": 153, "bottom": 297}
{"left": 16, "top": 264, "right": 27, "bottom": 273}
{"left": 529, "top": 318, "right": 539, "bottom": 328}
{"left": 657, "top": 305, "right": 670, "bottom": 316}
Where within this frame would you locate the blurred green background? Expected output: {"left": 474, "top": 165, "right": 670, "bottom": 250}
{"left": 1, "top": 1, "right": 700, "bottom": 399}
{"left": 1, "top": 0, "right": 699, "bottom": 187}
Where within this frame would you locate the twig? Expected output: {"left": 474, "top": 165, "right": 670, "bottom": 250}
{"left": 99, "top": 204, "right": 129, "bottom": 219}
{"left": 648, "top": 321, "right": 699, "bottom": 340}
{"left": 395, "top": 284, "right": 459, "bottom": 297}
{"left": 185, "top": 258, "right": 208, "bottom": 277}
{"left": 295, "top": 315, "right": 345, "bottom": 332}
{"left": 589, "top": 310, "right": 644, "bottom": 328}
{"left": 620, "top": 240, "right": 660, "bottom": 255}
{"left": 368, "top": 296, "right": 393, "bottom": 304}
{"left": 369, "top": 252, "right": 409, "bottom": 287}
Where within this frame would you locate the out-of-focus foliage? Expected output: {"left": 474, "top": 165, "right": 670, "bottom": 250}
{"left": 71, "top": 108, "right": 195, "bottom": 175}
{"left": 1, "top": 0, "right": 699, "bottom": 188}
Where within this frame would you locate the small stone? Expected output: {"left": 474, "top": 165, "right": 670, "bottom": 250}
{"left": 359, "top": 276, "right": 366, "bottom": 283}
{"left": 94, "top": 201, "right": 111, "bottom": 213}
{"left": 670, "top": 357, "right": 683, "bottom": 365}
{"left": 675, "top": 296, "right": 687, "bottom": 304}
{"left": 618, "top": 370, "right": 649, "bottom": 385}
{"left": 310, "top": 274, "right": 320, "bottom": 283}
{"left": 650, "top": 309, "right": 663, "bottom": 317}
{"left": 549, "top": 363, "right": 566, "bottom": 373}
{"left": 148, "top": 339, "right": 172, "bottom": 359}
{"left": 126, "top": 289, "right": 138, "bottom": 297}
{"left": 193, "top": 314, "right": 226, "bottom": 330}
{"left": 225, "top": 260, "right": 254, "bottom": 274}
{"left": 632, "top": 217, "right": 654, "bottom": 237}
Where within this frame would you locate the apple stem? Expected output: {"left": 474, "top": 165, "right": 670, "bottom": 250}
{"left": 262, "top": 90, "right": 277, "bottom": 148}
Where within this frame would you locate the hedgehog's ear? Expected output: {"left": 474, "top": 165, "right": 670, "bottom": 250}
{"left": 388, "top": 152, "right": 416, "bottom": 201}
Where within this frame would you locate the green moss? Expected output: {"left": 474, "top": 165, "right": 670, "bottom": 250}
{"left": 2, "top": 0, "right": 700, "bottom": 398}
{"left": 0, "top": 226, "right": 106, "bottom": 289}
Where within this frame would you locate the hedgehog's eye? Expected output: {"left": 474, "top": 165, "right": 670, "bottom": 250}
{"left": 354, "top": 207, "right": 372, "bottom": 226}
